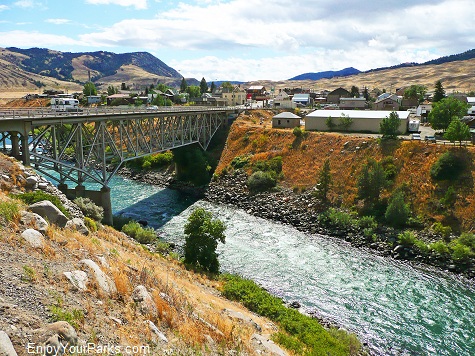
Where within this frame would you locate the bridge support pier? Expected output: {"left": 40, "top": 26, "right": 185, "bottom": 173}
{"left": 57, "top": 184, "right": 113, "bottom": 226}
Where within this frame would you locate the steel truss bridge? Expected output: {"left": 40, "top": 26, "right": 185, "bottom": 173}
{"left": 0, "top": 106, "right": 236, "bottom": 224}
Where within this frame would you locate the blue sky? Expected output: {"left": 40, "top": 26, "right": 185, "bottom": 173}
{"left": 0, "top": 0, "right": 474, "bottom": 82}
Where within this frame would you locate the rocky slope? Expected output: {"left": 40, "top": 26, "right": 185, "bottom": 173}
{"left": 0, "top": 153, "right": 289, "bottom": 356}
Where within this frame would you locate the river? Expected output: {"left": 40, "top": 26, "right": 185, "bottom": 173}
{"left": 64, "top": 174, "right": 475, "bottom": 355}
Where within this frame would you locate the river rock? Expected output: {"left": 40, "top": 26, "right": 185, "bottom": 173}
{"left": 20, "top": 211, "right": 49, "bottom": 234}
{"left": 132, "top": 285, "right": 157, "bottom": 316}
{"left": 25, "top": 175, "right": 39, "bottom": 189}
{"left": 0, "top": 330, "right": 18, "bottom": 356}
{"left": 63, "top": 270, "right": 88, "bottom": 291}
{"left": 65, "top": 218, "right": 89, "bottom": 235}
{"left": 79, "top": 259, "right": 117, "bottom": 296}
{"left": 28, "top": 200, "right": 68, "bottom": 227}
{"left": 21, "top": 229, "right": 45, "bottom": 249}
{"left": 31, "top": 321, "right": 78, "bottom": 356}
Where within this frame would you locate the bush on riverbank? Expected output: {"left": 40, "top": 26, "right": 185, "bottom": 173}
{"left": 121, "top": 221, "right": 157, "bottom": 244}
{"left": 221, "top": 274, "right": 362, "bottom": 355}
{"left": 13, "top": 190, "right": 70, "bottom": 218}
{"left": 125, "top": 151, "right": 174, "bottom": 170}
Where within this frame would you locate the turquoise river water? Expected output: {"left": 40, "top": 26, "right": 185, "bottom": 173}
{"left": 68, "top": 175, "right": 475, "bottom": 355}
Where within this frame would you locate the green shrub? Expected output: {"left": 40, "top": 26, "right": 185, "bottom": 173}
{"left": 84, "top": 217, "right": 98, "bottom": 232}
{"left": 321, "top": 208, "right": 356, "bottom": 229}
{"left": 230, "top": 155, "right": 251, "bottom": 169}
{"left": 0, "top": 200, "right": 22, "bottom": 222}
{"left": 397, "top": 231, "right": 417, "bottom": 246}
{"left": 221, "top": 274, "right": 360, "bottom": 355}
{"left": 429, "top": 240, "right": 450, "bottom": 255}
{"left": 121, "top": 221, "right": 157, "bottom": 244}
{"left": 381, "top": 156, "right": 398, "bottom": 181}
{"left": 292, "top": 126, "right": 303, "bottom": 138}
{"left": 73, "top": 197, "right": 104, "bottom": 221}
{"left": 457, "top": 233, "right": 475, "bottom": 250}
{"left": 247, "top": 171, "right": 276, "bottom": 193}
{"left": 358, "top": 215, "right": 377, "bottom": 230}
{"left": 450, "top": 242, "right": 473, "bottom": 261}
{"left": 430, "top": 150, "right": 466, "bottom": 181}
{"left": 14, "top": 191, "right": 70, "bottom": 218}
{"left": 430, "top": 222, "right": 452, "bottom": 239}
{"left": 252, "top": 156, "right": 283, "bottom": 175}
{"left": 112, "top": 214, "right": 133, "bottom": 231}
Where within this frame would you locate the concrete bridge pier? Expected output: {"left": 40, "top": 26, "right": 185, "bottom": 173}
{"left": 58, "top": 183, "right": 113, "bottom": 226}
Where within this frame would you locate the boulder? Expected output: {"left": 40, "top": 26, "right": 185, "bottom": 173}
{"left": 65, "top": 218, "right": 89, "bottom": 236}
{"left": 25, "top": 175, "right": 39, "bottom": 189}
{"left": 79, "top": 259, "right": 117, "bottom": 296}
{"left": 0, "top": 330, "right": 18, "bottom": 356}
{"left": 251, "top": 334, "right": 288, "bottom": 356}
{"left": 222, "top": 308, "right": 261, "bottom": 331}
{"left": 63, "top": 271, "right": 88, "bottom": 291}
{"left": 20, "top": 211, "right": 49, "bottom": 235}
{"left": 20, "top": 229, "right": 45, "bottom": 249}
{"left": 28, "top": 201, "right": 68, "bottom": 227}
{"left": 131, "top": 285, "right": 157, "bottom": 316}
{"left": 31, "top": 321, "right": 77, "bottom": 356}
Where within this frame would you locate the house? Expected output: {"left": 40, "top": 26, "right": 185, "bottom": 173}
{"left": 272, "top": 112, "right": 301, "bottom": 128}
{"left": 326, "top": 87, "right": 351, "bottom": 104}
{"left": 373, "top": 94, "right": 401, "bottom": 110}
{"left": 339, "top": 97, "right": 367, "bottom": 110}
{"left": 246, "top": 85, "right": 267, "bottom": 101}
{"left": 305, "top": 109, "right": 410, "bottom": 134}
{"left": 107, "top": 93, "right": 133, "bottom": 105}
{"left": 222, "top": 85, "right": 247, "bottom": 106}
{"left": 416, "top": 102, "right": 432, "bottom": 122}
{"left": 273, "top": 91, "right": 296, "bottom": 109}
{"left": 86, "top": 95, "right": 102, "bottom": 105}
{"left": 292, "top": 93, "right": 312, "bottom": 107}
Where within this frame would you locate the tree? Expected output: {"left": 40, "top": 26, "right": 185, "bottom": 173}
{"left": 180, "top": 77, "right": 188, "bottom": 92}
{"left": 429, "top": 97, "right": 469, "bottom": 131}
{"left": 221, "top": 81, "right": 234, "bottom": 91}
{"left": 316, "top": 159, "right": 332, "bottom": 204}
{"left": 403, "top": 84, "right": 427, "bottom": 104}
{"left": 83, "top": 81, "right": 97, "bottom": 96}
{"left": 325, "top": 116, "right": 336, "bottom": 131}
{"left": 444, "top": 118, "right": 471, "bottom": 146}
{"left": 210, "top": 82, "right": 216, "bottom": 93}
{"left": 433, "top": 80, "right": 446, "bottom": 102}
{"left": 385, "top": 191, "right": 410, "bottom": 228}
{"left": 107, "top": 85, "right": 117, "bottom": 96}
{"left": 199, "top": 77, "right": 208, "bottom": 94}
{"left": 363, "top": 87, "right": 370, "bottom": 100}
{"left": 339, "top": 114, "right": 353, "bottom": 131}
{"left": 186, "top": 85, "right": 201, "bottom": 99}
{"left": 183, "top": 208, "right": 226, "bottom": 273}
{"left": 350, "top": 85, "right": 360, "bottom": 97}
{"left": 357, "top": 158, "right": 387, "bottom": 208}
{"left": 380, "top": 111, "right": 401, "bottom": 139}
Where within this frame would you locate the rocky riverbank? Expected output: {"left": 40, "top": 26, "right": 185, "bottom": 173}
{"left": 205, "top": 170, "right": 475, "bottom": 281}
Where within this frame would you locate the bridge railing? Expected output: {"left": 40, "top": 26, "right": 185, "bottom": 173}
{"left": 0, "top": 106, "right": 239, "bottom": 119}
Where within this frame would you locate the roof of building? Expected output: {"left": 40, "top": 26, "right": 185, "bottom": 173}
{"left": 273, "top": 112, "right": 301, "bottom": 119}
{"left": 340, "top": 97, "right": 366, "bottom": 101}
{"left": 293, "top": 94, "right": 310, "bottom": 100}
{"left": 247, "top": 85, "right": 265, "bottom": 90}
{"left": 306, "top": 110, "right": 410, "bottom": 120}
{"left": 467, "top": 97, "right": 475, "bottom": 103}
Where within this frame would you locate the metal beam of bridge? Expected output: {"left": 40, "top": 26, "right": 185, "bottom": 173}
{"left": 0, "top": 106, "right": 236, "bottom": 224}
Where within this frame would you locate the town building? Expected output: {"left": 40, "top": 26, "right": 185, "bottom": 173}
{"left": 272, "top": 112, "right": 301, "bottom": 128}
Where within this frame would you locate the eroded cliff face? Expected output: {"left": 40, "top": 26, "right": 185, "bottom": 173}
{"left": 0, "top": 153, "right": 284, "bottom": 356}
{"left": 214, "top": 110, "right": 475, "bottom": 233}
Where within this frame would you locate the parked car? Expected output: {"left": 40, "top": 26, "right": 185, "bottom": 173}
{"left": 412, "top": 133, "right": 421, "bottom": 140}
{"left": 424, "top": 135, "right": 436, "bottom": 142}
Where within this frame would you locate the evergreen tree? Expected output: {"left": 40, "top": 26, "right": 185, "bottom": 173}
{"left": 183, "top": 208, "right": 226, "bottom": 273}
{"left": 199, "top": 77, "right": 208, "bottom": 94}
{"left": 380, "top": 111, "right": 401, "bottom": 139}
{"left": 433, "top": 80, "right": 446, "bottom": 102}
{"left": 107, "top": 85, "right": 117, "bottom": 96}
{"left": 385, "top": 191, "right": 410, "bottom": 228}
{"left": 363, "top": 86, "right": 370, "bottom": 100}
{"left": 350, "top": 85, "right": 360, "bottom": 97}
{"left": 316, "top": 159, "right": 332, "bottom": 204}
{"left": 210, "top": 82, "right": 216, "bottom": 93}
{"left": 180, "top": 77, "right": 188, "bottom": 92}
{"left": 357, "top": 158, "right": 387, "bottom": 208}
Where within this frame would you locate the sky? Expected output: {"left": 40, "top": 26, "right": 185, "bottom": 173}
{"left": 0, "top": 0, "right": 474, "bottom": 82}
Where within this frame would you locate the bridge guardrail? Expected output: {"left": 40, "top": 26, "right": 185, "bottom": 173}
{"left": 0, "top": 106, "right": 240, "bottom": 120}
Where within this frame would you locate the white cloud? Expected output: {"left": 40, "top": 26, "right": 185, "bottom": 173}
{"left": 14, "top": 0, "right": 35, "bottom": 8}
{"left": 0, "top": 5, "right": 9, "bottom": 11}
{"left": 0, "top": 30, "right": 85, "bottom": 48}
{"left": 45, "top": 18, "right": 71, "bottom": 25}
{"left": 85, "top": 0, "right": 148, "bottom": 10}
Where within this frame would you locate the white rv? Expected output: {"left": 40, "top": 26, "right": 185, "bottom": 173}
{"left": 408, "top": 119, "right": 420, "bottom": 133}
{"left": 50, "top": 98, "right": 80, "bottom": 112}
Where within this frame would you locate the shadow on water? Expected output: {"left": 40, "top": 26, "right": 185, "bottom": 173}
{"left": 114, "top": 187, "right": 198, "bottom": 228}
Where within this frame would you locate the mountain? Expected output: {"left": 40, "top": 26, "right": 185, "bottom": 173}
{"left": 0, "top": 47, "right": 190, "bottom": 91}
{"left": 288, "top": 67, "right": 361, "bottom": 81}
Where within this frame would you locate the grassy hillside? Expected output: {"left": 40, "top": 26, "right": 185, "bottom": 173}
{"left": 217, "top": 110, "right": 475, "bottom": 232}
